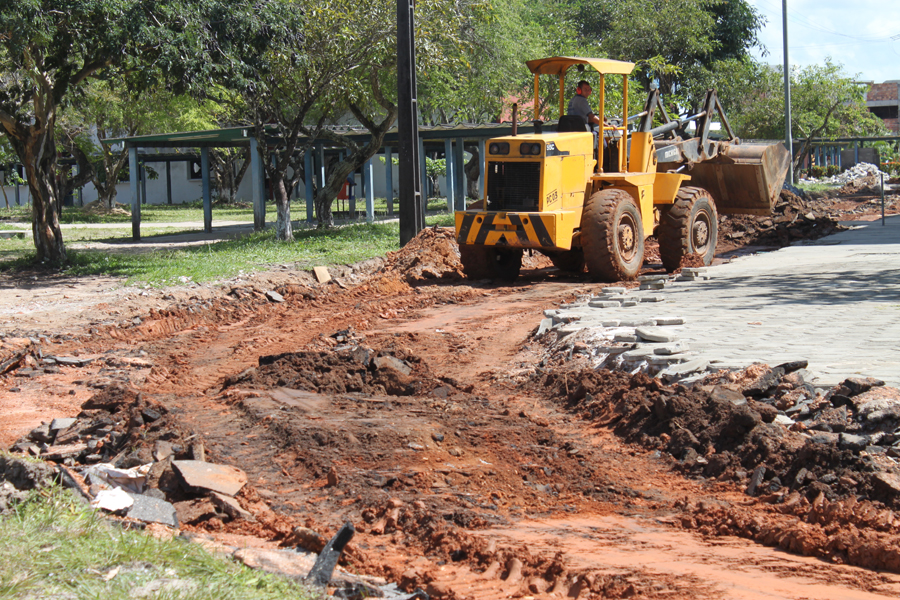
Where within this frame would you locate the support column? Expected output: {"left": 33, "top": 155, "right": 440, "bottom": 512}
{"left": 166, "top": 160, "right": 173, "bottom": 205}
{"left": 384, "top": 146, "right": 394, "bottom": 216}
{"left": 364, "top": 158, "right": 375, "bottom": 224}
{"left": 317, "top": 143, "right": 326, "bottom": 188}
{"left": 201, "top": 147, "right": 212, "bottom": 232}
{"left": 478, "top": 138, "right": 486, "bottom": 202}
{"left": 444, "top": 139, "right": 455, "bottom": 212}
{"left": 140, "top": 161, "right": 147, "bottom": 205}
{"left": 250, "top": 137, "right": 266, "bottom": 230}
{"left": 854, "top": 140, "right": 859, "bottom": 165}
{"left": 304, "top": 150, "right": 314, "bottom": 223}
{"left": 453, "top": 138, "right": 466, "bottom": 211}
{"left": 129, "top": 146, "right": 140, "bottom": 241}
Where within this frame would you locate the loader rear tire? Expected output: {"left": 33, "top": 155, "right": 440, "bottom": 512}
{"left": 458, "top": 244, "right": 522, "bottom": 282}
{"left": 581, "top": 188, "right": 645, "bottom": 282}
{"left": 658, "top": 186, "right": 718, "bottom": 272}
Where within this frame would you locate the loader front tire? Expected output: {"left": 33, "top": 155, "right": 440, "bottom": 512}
{"left": 658, "top": 186, "right": 718, "bottom": 272}
{"left": 544, "top": 249, "right": 586, "bottom": 273}
{"left": 458, "top": 244, "right": 522, "bottom": 282}
{"left": 581, "top": 189, "right": 645, "bottom": 282}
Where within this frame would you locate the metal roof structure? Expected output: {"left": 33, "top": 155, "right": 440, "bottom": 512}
{"left": 102, "top": 121, "right": 539, "bottom": 150}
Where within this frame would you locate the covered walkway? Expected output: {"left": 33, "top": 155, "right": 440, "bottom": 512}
{"left": 105, "top": 122, "right": 538, "bottom": 240}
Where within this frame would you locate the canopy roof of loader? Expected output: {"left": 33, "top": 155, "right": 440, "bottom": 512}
{"left": 525, "top": 56, "right": 635, "bottom": 76}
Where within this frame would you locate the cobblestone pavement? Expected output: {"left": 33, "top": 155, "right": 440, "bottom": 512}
{"left": 547, "top": 216, "right": 900, "bottom": 388}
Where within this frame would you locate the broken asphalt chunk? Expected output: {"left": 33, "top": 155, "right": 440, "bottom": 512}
{"left": 172, "top": 460, "right": 247, "bottom": 496}
{"left": 127, "top": 493, "right": 179, "bottom": 527}
{"left": 307, "top": 522, "right": 356, "bottom": 587}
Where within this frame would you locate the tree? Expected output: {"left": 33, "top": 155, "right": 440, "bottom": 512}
{"left": 566, "top": 0, "right": 764, "bottom": 97}
{"left": 724, "top": 59, "right": 886, "bottom": 172}
{"left": 59, "top": 80, "right": 225, "bottom": 210}
{"left": 0, "top": 0, "right": 299, "bottom": 264}
{"left": 249, "top": 0, "right": 481, "bottom": 235}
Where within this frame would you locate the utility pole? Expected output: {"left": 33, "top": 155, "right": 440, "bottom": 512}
{"left": 397, "top": 0, "right": 424, "bottom": 246}
{"left": 782, "top": 0, "right": 793, "bottom": 184}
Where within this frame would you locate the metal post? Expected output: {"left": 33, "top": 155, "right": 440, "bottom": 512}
{"left": 384, "top": 146, "right": 394, "bottom": 216}
{"left": 478, "top": 138, "right": 486, "bottom": 202}
{"left": 140, "top": 160, "right": 147, "bottom": 205}
{"left": 419, "top": 138, "right": 428, "bottom": 203}
{"left": 201, "top": 147, "right": 212, "bottom": 232}
{"left": 881, "top": 172, "right": 886, "bottom": 226}
{"left": 364, "top": 158, "right": 375, "bottom": 224}
{"left": 129, "top": 146, "right": 140, "bottom": 240}
{"left": 14, "top": 169, "right": 20, "bottom": 206}
{"left": 304, "top": 150, "right": 314, "bottom": 223}
{"left": 397, "top": 0, "right": 424, "bottom": 245}
{"left": 782, "top": 0, "right": 793, "bottom": 184}
{"left": 317, "top": 143, "right": 326, "bottom": 188}
{"left": 454, "top": 137, "right": 466, "bottom": 211}
{"left": 249, "top": 136, "right": 266, "bottom": 230}
{"left": 854, "top": 140, "right": 859, "bottom": 165}
{"left": 444, "top": 139, "right": 455, "bottom": 212}
{"left": 166, "top": 160, "right": 172, "bottom": 205}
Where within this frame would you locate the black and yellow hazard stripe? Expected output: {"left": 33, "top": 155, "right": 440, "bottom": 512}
{"left": 456, "top": 212, "right": 558, "bottom": 249}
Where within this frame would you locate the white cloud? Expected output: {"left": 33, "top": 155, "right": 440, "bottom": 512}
{"left": 746, "top": 0, "right": 900, "bottom": 82}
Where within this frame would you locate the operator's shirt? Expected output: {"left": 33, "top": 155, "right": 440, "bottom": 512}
{"left": 567, "top": 94, "right": 594, "bottom": 129}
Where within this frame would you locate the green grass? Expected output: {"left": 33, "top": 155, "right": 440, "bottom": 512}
{"left": 0, "top": 485, "right": 320, "bottom": 600}
{"left": 0, "top": 214, "right": 456, "bottom": 286}
{"left": 795, "top": 182, "right": 839, "bottom": 194}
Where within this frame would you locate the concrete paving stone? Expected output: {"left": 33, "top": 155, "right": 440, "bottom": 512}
{"left": 655, "top": 317, "right": 685, "bottom": 326}
{"left": 535, "top": 318, "right": 554, "bottom": 337}
{"left": 622, "top": 301, "right": 639, "bottom": 307}
{"left": 681, "top": 268, "right": 707, "bottom": 275}
{"left": 614, "top": 334, "right": 638, "bottom": 342}
{"left": 640, "top": 282, "right": 666, "bottom": 290}
{"left": 622, "top": 347, "right": 658, "bottom": 360}
{"left": 638, "top": 275, "right": 668, "bottom": 282}
{"left": 543, "top": 309, "right": 559, "bottom": 318}
{"left": 588, "top": 300, "right": 622, "bottom": 308}
{"left": 639, "top": 296, "right": 666, "bottom": 303}
{"left": 601, "top": 286, "right": 628, "bottom": 294}
{"left": 601, "top": 320, "right": 621, "bottom": 327}
{"left": 661, "top": 358, "right": 710, "bottom": 377}
{"left": 172, "top": 461, "right": 248, "bottom": 496}
{"left": 635, "top": 327, "right": 678, "bottom": 343}
{"left": 50, "top": 418, "right": 77, "bottom": 431}
{"left": 648, "top": 354, "right": 689, "bottom": 365}
{"left": 654, "top": 342, "right": 689, "bottom": 355}
{"left": 619, "top": 319, "right": 656, "bottom": 327}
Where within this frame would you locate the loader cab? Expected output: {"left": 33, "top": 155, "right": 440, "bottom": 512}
{"left": 525, "top": 56, "right": 636, "bottom": 174}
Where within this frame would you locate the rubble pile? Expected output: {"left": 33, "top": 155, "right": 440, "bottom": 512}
{"left": 718, "top": 189, "right": 846, "bottom": 249}
{"left": 535, "top": 364, "right": 900, "bottom": 510}
{"left": 801, "top": 162, "right": 886, "bottom": 186}
{"left": 837, "top": 174, "right": 885, "bottom": 196}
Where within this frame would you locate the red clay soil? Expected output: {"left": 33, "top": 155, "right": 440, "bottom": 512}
{"left": 2, "top": 195, "right": 900, "bottom": 599}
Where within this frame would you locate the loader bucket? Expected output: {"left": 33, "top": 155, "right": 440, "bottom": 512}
{"left": 663, "top": 141, "right": 791, "bottom": 216}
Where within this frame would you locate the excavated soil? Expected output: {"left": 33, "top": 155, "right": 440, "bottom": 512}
{"left": 3, "top": 191, "right": 900, "bottom": 599}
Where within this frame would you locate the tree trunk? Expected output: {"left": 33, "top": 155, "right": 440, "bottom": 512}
{"left": 273, "top": 177, "right": 293, "bottom": 241}
{"left": 14, "top": 128, "right": 66, "bottom": 264}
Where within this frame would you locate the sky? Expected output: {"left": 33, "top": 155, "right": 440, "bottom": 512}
{"left": 745, "top": 0, "right": 900, "bottom": 83}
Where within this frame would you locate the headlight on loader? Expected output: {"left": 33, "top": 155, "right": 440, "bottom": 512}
{"left": 519, "top": 142, "right": 541, "bottom": 155}
{"left": 489, "top": 142, "right": 510, "bottom": 155}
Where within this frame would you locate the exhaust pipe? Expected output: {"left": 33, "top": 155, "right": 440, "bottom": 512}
{"left": 511, "top": 103, "right": 518, "bottom": 136}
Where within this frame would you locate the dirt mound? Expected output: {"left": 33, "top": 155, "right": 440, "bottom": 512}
{"left": 380, "top": 226, "right": 463, "bottom": 282}
{"left": 222, "top": 332, "right": 441, "bottom": 396}
{"left": 718, "top": 189, "right": 846, "bottom": 250}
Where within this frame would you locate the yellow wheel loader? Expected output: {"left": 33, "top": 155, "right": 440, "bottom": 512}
{"left": 454, "top": 56, "right": 791, "bottom": 281}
